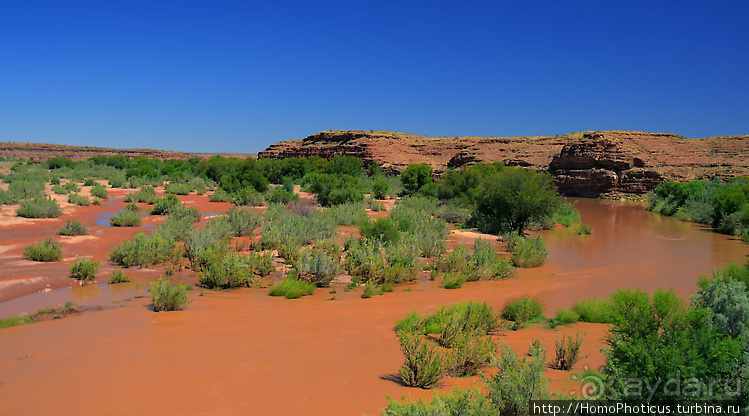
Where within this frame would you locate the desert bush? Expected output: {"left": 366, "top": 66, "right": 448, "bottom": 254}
{"left": 67, "top": 193, "right": 91, "bottom": 206}
{"left": 83, "top": 178, "right": 97, "bottom": 186}
{"left": 294, "top": 248, "right": 339, "bottom": 287}
{"left": 108, "top": 176, "right": 125, "bottom": 188}
{"left": 361, "top": 280, "right": 385, "bottom": 298}
{"left": 448, "top": 336, "right": 498, "bottom": 377}
{"left": 184, "top": 221, "right": 232, "bottom": 270}
{"left": 365, "top": 196, "right": 386, "bottom": 211}
{"left": 109, "top": 209, "right": 142, "bottom": 227}
{"left": 149, "top": 278, "right": 190, "bottom": 311}
{"left": 268, "top": 274, "right": 316, "bottom": 299}
{"left": 572, "top": 298, "right": 616, "bottom": 324}
{"left": 234, "top": 188, "right": 265, "bottom": 206}
{"left": 435, "top": 302, "right": 499, "bottom": 348}
{"left": 168, "top": 204, "right": 202, "bottom": 222}
{"left": 189, "top": 177, "right": 207, "bottom": 195}
{"left": 49, "top": 176, "right": 61, "bottom": 185}
{"left": 397, "top": 331, "right": 446, "bottom": 389}
{"left": 124, "top": 186, "right": 157, "bottom": 204}
{"left": 510, "top": 236, "right": 547, "bottom": 268}
{"left": 471, "top": 238, "right": 515, "bottom": 280}
{"left": 379, "top": 388, "right": 492, "bottom": 415}
{"left": 51, "top": 184, "right": 68, "bottom": 195}
{"left": 437, "top": 200, "right": 472, "bottom": 225}
{"left": 90, "top": 184, "right": 109, "bottom": 199}
{"left": 344, "top": 238, "right": 419, "bottom": 284}
{"left": 501, "top": 296, "right": 543, "bottom": 327}
{"left": 555, "top": 201, "right": 581, "bottom": 226}
{"left": 246, "top": 251, "right": 275, "bottom": 276}
{"left": 266, "top": 187, "right": 299, "bottom": 204}
{"left": 483, "top": 343, "right": 549, "bottom": 414}
{"left": 321, "top": 202, "right": 368, "bottom": 226}
{"left": 575, "top": 224, "right": 592, "bottom": 235}
{"left": 17, "top": 197, "right": 62, "bottom": 218}
{"left": 358, "top": 217, "right": 400, "bottom": 244}
{"left": 551, "top": 308, "right": 580, "bottom": 327}
{"left": 64, "top": 181, "right": 81, "bottom": 193}
{"left": 261, "top": 205, "right": 336, "bottom": 250}
{"left": 58, "top": 219, "right": 87, "bottom": 236}
{"left": 439, "top": 245, "right": 473, "bottom": 274}
{"left": 69, "top": 257, "right": 100, "bottom": 281}
{"left": 553, "top": 333, "right": 584, "bottom": 370}
{"left": 225, "top": 207, "right": 262, "bottom": 236}
{"left": 23, "top": 237, "right": 62, "bottom": 262}
{"left": 150, "top": 194, "right": 181, "bottom": 215}
{"left": 154, "top": 216, "right": 194, "bottom": 241}
{"left": 441, "top": 272, "right": 466, "bottom": 289}
{"left": 126, "top": 201, "right": 141, "bottom": 211}
{"left": 372, "top": 178, "right": 390, "bottom": 199}
{"left": 198, "top": 252, "right": 259, "bottom": 289}
{"left": 208, "top": 188, "right": 232, "bottom": 202}
{"left": 109, "top": 269, "right": 132, "bottom": 284}
{"left": 164, "top": 181, "right": 192, "bottom": 195}
{"left": 109, "top": 232, "right": 181, "bottom": 268}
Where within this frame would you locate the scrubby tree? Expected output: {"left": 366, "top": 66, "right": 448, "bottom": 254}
{"left": 400, "top": 163, "right": 433, "bottom": 194}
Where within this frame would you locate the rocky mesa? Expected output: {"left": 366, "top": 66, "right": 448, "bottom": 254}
{"left": 259, "top": 130, "right": 749, "bottom": 196}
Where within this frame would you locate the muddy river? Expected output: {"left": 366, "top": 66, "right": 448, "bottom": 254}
{"left": 0, "top": 198, "right": 747, "bottom": 415}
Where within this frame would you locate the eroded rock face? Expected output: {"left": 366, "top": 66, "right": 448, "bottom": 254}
{"left": 548, "top": 132, "right": 665, "bottom": 196}
{"left": 260, "top": 129, "right": 749, "bottom": 196}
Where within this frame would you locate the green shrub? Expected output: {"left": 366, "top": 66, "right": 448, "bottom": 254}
{"left": 555, "top": 202, "right": 581, "bottom": 226}
{"left": 261, "top": 205, "right": 336, "bottom": 250}
{"left": 358, "top": 217, "right": 400, "bottom": 244}
{"left": 109, "top": 209, "right": 142, "bottom": 227}
{"left": 553, "top": 333, "right": 584, "bottom": 370}
{"left": 149, "top": 278, "right": 190, "bottom": 311}
{"left": 17, "top": 197, "right": 62, "bottom": 218}
{"left": 64, "top": 181, "right": 80, "bottom": 193}
{"left": 58, "top": 219, "right": 87, "bottom": 236}
{"left": 435, "top": 302, "right": 499, "bottom": 348}
{"left": 109, "top": 269, "right": 132, "bottom": 284}
{"left": 268, "top": 274, "right": 316, "bottom": 299}
{"left": 51, "top": 184, "right": 68, "bottom": 195}
{"left": 234, "top": 188, "right": 265, "bottom": 206}
{"left": 501, "top": 296, "right": 543, "bottom": 326}
{"left": 439, "top": 245, "right": 473, "bottom": 274}
{"left": 90, "top": 184, "right": 109, "bottom": 199}
{"left": 471, "top": 238, "right": 515, "bottom": 280}
{"left": 126, "top": 201, "right": 141, "bottom": 211}
{"left": 441, "top": 272, "right": 466, "bottom": 289}
{"left": 184, "top": 221, "right": 232, "bottom": 270}
{"left": 124, "top": 186, "right": 157, "bottom": 204}
{"left": 155, "top": 216, "right": 194, "bottom": 241}
{"left": 501, "top": 233, "right": 523, "bottom": 253}
{"left": 225, "top": 207, "right": 262, "bottom": 236}
{"left": 246, "top": 251, "right": 275, "bottom": 276}
{"left": 552, "top": 308, "right": 580, "bottom": 327}
{"left": 266, "top": 187, "right": 299, "bottom": 204}
{"left": 109, "top": 232, "right": 181, "bottom": 268}
{"left": 67, "top": 193, "right": 91, "bottom": 206}
{"left": 50, "top": 176, "right": 61, "bottom": 185}
{"left": 209, "top": 188, "right": 232, "bottom": 202}
{"left": 379, "top": 388, "right": 492, "bottom": 415}
{"left": 69, "top": 257, "right": 100, "bottom": 281}
{"left": 510, "top": 236, "right": 547, "bottom": 268}
{"left": 483, "top": 343, "right": 549, "bottom": 413}
{"left": 366, "top": 196, "right": 386, "bottom": 211}
{"left": 164, "top": 181, "right": 192, "bottom": 195}
{"left": 294, "top": 248, "right": 339, "bottom": 287}
{"left": 198, "top": 252, "right": 259, "bottom": 289}
{"left": 448, "top": 336, "right": 498, "bottom": 377}
{"left": 397, "top": 331, "right": 446, "bottom": 389}
{"left": 575, "top": 224, "right": 592, "bottom": 235}
{"left": 372, "top": 178, "right": 390, "bottom": 199}
{"left": 83, "top": 178, "right": 97, "bottom": 186}
{"left": 108, "top": 176, "right": 125, "bottom": 188}
{"left": 151, "top": 194, "right": 181, "bottom": 215}
{"left": 361, "top": 280, "right": 384, "bottom": 298}
{"left": 344, "top": 238, "right": 419, "bottom": 284}
{"left": 572, "top": 298, "right": 616, "bottom": 324}
{"left": 321, "top": 202, "right": 368, "bottom": 225}
{"left": 23, "top": 237, "right": 62, "bottom": 262}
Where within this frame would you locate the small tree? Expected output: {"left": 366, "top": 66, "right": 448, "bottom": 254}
{"left": 473, "top": 167, "right": 560, "bottom": 235}
{"left": 400, "top": 163, "right": 433, "bottom": 194}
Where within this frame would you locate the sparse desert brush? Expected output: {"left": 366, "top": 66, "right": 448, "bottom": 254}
{"left": 208, "top": 188, "right": 232, "bottom": 202}
{"left": 358, "top": 217, "right": 400, "bottom": 244}
{"left": 321, "top": 202, "right": 368, "bottom": 225}
{"left": 396, "top": 331, "right": 446, "bottom": 389}
{"left": 124, "top": 186, "right": 157, "bottom": 204}
{"left": 268, "top": 273, "right": 316, "bottom": 299}
{"left": 554, "top": 333, "right": 584, "bottom": 370}
{"left": 552, "top": 308, "right": 580, "bottom": 327}
{"left": 198, "top": 252, "right": 258, "bottom": 289}
{"left": 361, "top": 280, "right": 384, "bottom": 298}
{"left": 225, "top": 206, "right": 262, "bottom": 236}
{"left": 109, "top": 232, "right": 181, "bottom": 268}
{"left": 67, "top": 193, "right": 91, "bottom": 206}
{"left": 149, "top": 278, "right": 190, "bottom": 311}
{"left": 234, "top": 188, "right": 265, "bottom": 206}
{"left": 447, "top": 336, "right": 498, "bottom": 377}
{"left": 510, "top": 236, "right": 548, "bottom": 268}
{"left": 90, "top": 184, "right": 108, "bottom": 199}
{"left": 572, "top": 298, "right": 616, "bottom": 324}
{"left": 150, "top": 194, "right": 181, "bottom": 215}
{"left": 69, "top": 257, "right": 100, "bottom": 282}
{"left": 266, "top": 187, "right": 299, "bottom": 204}
{"left": 434, "top": 302, "right": 499, "bottom": 348}
{"left": 575, "top": 224, "right": 592, "bottom": 235}
{"left": 295, "top": 248, "right": 339, "bottom": 287}
{"left": 51, "top": 184, "right": 68, "bottom": 195}
{"left": 164, "top": 181, "right": 192, "bottom": 195}
{"left": 17, "top": 197, "right": 62, "bottom": 218}
{"left": 555, "top": 202, "right": 581, "bottom": 227}
{"left": 501, "top": 296, "right": 543, "bottom": 328}
{"left": 109, "top": 269, "right": 132, "bottom": 284}
{"left": 109, "top": 209, "right": 142, "bottom": 227}
{"left": 58, "top": 219, "right": 87, "bottom": 236}
{"left": 261, "top": 205, "right": 336, "bottom": 250}
{"left": 441, "top": 272, "right": 466, "bottom": 289}
{"left": 23, "top": 237, "right": 62, "bottom": 262}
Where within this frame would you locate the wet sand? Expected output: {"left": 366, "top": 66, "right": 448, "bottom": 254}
{"left": 1, "top": 197, "right": 747, "bottom": 415}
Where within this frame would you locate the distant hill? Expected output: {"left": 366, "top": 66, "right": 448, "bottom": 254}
{"left": 259, "top": 130, "right": 749, "bottom": 196}
{"left": 0, "top": 142, "right": 255, "bottom": 162}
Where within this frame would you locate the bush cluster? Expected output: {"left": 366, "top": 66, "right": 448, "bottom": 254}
{"left": 109, "top": 232, "right": 181, "bottom": 268}
{"left": 149, "top": 278, "right": 190, "bottom": 311}
{"left": 17, "top": 197, "right": 62, "bottom": 218}
{"left": 69, "top": 257, "right": 100, "bottom": 281}
{"left": 58, "top": 219, "right": 87, "bottom": 236}
{"left": 23, "top": 237, "right": 62, "bottom": 262}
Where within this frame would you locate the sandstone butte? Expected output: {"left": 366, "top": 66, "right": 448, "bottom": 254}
{"left": 2, "top": 129, "right": 747, "bottom": 197}
{"left": 259, "top": 130, "right": 749, "bottom": 196}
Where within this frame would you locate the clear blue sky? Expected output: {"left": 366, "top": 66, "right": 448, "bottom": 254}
{"left": 1, "top": 1, "right": 747, "bottom": 153}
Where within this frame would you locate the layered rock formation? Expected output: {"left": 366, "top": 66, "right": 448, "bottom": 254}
{"left": 260, "top": 130, "right": 749, "bottom": 195}
{"left": 0, "top": 142, "right": 199, "bottom": 162}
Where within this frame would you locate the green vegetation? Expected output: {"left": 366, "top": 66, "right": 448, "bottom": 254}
{"left": 90, "top": 183, "right": 109, "bottom": 199}
{"left": 441, "top": 272, "right": 466, "bottom": 289}
{"left": 225, "top": 207, "right": 262, "bottom": 236}
{"left": 123, "top": 186, "right": 157, "bottom": 204}
{"left": 234, "top": 188, "right": 265, "bottom": 206}
{"left": 150, "top": 194, "right": 181, "bottom": 215}
{"left": 268, "top": 274, "right": 316, "bottom": 299}
{"left": 553, "top": 333, "right": 584, "bottom": 370}
{"left": 509, "top": 236, "right": 548, "bottom": 268}
{"left": 575, "top": 224, "right": 592, "bottom": 235}
{"left": 149, "top": 278, "right": 190, "bottom": 311}
{"left": 67, "top": 193, "right": 90, "bottom": 206}
{"left": 109, "top": 269, "right": 132, "bottom": 284}
{"left": 17, "top": 197, "right": 62, "bottom": 218}
{"left": 0, "top": 303, "right": 78, "bottom": 330}
{"left": 400, "top": 163, "right": 433, "bottom": 195}
{"left": 551, "top": 308, "right": 580, "bottom": 327}
{"left": 198, "top": 252, "right": 261, "bottom": 289}
{"left": 439, "top": 239, "right": 515, "bottom": 282}
{"left": 69, "top": 257, "right": 100, "bottom": 281}
{"left": 58, "top": 219, "right": 87, "bottom": 236}
{"left": 648, "top": 178, "right": 749, "bottom": 240}
{"left": 109, "top": 209, "right": 142, "bottom": 227}
{"left": 501, "top": 296, "right": 543, "bottom": 327}
{"left": 109, "top": 232, "right": 181, "bottom": 268}
{"left": 294, "top": 248, "right": 339, "bottom": 287}
{"left": 554, "top": 201, "right": 582, "bottom": 226}
{"left": 572, "top": 298, "right": 616, "bottom": 324}
{"left": 23, "top": 237, "right": 62, "bottom": 262}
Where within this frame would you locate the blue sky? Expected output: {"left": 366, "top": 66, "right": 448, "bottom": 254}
{"left": 1, "top": 1, "right": 747, "bottom": 153}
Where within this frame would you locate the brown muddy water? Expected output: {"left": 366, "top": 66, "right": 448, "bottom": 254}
{"left": 0, "top": 198, "right": 747, "bottom": 416}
